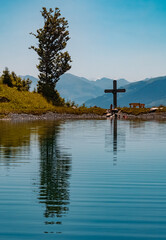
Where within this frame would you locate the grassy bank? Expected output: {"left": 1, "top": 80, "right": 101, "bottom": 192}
{"left": 0, "top": 84, "right": 106, "bottom": 117}
{"left": 120, "top": 107, "right": 151, "bottom": 115}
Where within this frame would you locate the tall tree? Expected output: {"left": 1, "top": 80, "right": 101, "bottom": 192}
{"left": 30, "top": 7, "right": 72, "bottom": 105}
{"left": 2, "top": 67, "right": 12, "bottom": 87}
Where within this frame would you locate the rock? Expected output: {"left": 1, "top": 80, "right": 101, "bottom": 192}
{"left": 150, "top": 107, "right": 158, "bottom": 112}
{"left": 0, "top": 97, "right": 10, "bottom": 103}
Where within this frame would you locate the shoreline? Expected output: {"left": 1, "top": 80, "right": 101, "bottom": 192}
{"left": 1, "top": 111, "right": 166, "bottom": 121}
{"left": 118, "top": 111, "right": 166, "bottom": 121}
{"left": 2, "top": 112, "right": 106, "bottom": 121}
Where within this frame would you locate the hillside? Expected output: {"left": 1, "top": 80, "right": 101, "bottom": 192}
{"left": 85, "top": 76, "right": 166, "bottom": 108}
{"left": 0, "top": 84, "right": 106, "bottom": 117}
{"left": 0, "top": 84, "right": 55, "bottom": 114}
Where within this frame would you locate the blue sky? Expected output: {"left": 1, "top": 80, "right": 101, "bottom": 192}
{"left": 1, "top": 0, "right": 166, "bottom": 81}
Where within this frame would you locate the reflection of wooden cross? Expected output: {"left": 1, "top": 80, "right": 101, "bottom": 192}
{"left": 104, "top": 80, "right": 126, "bottom": 108}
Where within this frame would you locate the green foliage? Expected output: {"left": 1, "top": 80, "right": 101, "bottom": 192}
{"left": 33, "top": 88, "right": 37, "bottom": 93}
{"left": 30, "top": 7, "right": 72, "bottom": 105}
{"left": 11, "top": 71, "right": 32, "bottom": 91}
{"left": 52, "top": 90, "right": 65, "bottom": 106}
{"left": 2, "top": 67, "right": 13, "bottom": 87}
{"left": 65, "top": 100, "right": 77, "bottom": 108}
{"left": 1, "top": 68, "right": 31, "bottom": 91}
{"left": 81, "top": 103, "right": 86, "bottom": 107}
{"left": 0, "top": 77, "right": 2, "bottom": 85}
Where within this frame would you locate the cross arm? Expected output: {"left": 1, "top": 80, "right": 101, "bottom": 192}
{"left": 104, "top": 89, "right": 126, "bottom": 93}
{"left": 116, "top": 89, "right": 126, "bottom": 93}
{"left": 104, "top": 89, "right": 114, "bottom": 93}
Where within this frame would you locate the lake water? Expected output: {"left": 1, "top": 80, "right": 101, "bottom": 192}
{"left": 0, "top": 119, "right": 166, "bottom": 240}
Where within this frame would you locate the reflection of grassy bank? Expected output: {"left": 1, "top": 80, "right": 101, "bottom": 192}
{"left": 0, "top": 84, "right": 106, "bottom": 117}
{"left": 0, "top": 121, "right": 34, "bottom": 157}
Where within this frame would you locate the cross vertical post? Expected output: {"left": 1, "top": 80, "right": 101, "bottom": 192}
{"left": 104, "top": 80, "right": 126, "bottom": 109}
{"left": 113, "top": 80, "right": 117, "bottom": 108}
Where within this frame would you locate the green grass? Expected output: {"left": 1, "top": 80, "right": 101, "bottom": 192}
{"left": 120, "top": 107, "right": 151, "bottom": 115}
{"left": 0, "top": 84, "right": 55, "bottom": 114}
{"left": 0, "top": 84, "right": 106, "bottom": 116}
{"left": 54, "top": 105, "right": 106, "bottom": 115}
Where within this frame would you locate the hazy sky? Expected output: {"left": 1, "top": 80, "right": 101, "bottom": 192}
{"left": 1, "top": 0, "right": 166, "bottom": 81}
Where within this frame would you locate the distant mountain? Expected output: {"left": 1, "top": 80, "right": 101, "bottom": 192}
{"left": 85, "top": 76, "right": 166, "bottom": 108}
{"left": 56, "top": 74, "right": 103, "bottom": 105}
{"left": 57, "top": 74, "right": 129, "bottom": 104}
{"left": 92, "top": 77, "right": 129, "bottom": 90}
{"left": 20, "top": 75, "right": 38, "bottom": 92}
{"left": 21, "top": 73, "right": 129, "bottom": 105}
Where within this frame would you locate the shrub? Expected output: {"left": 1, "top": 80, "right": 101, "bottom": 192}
{"left": 1, "top": 68, "right": 31, "bottom": 91}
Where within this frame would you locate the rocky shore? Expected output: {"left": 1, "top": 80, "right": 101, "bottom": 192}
{"left": 2, "top": 110, "right": 166, "bottom": 121}
{"left": 118, "top": 111, "right": 166, "bottom": 120}
{"left": 3, "top": 112, "right": 106, "bottom": 121}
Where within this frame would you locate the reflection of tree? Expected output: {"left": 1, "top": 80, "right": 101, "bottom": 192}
{"left": 129, "top": 120, "right": 145, "bottom": 129}
{"left": 38, "top": 122, "right": 72, "bottom": 224}
{"left": 129, "top": 120, "right": 146, "bottom": 136}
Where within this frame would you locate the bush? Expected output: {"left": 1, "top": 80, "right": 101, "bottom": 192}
{"left": 1, "top": 68, "right": 31, "bottom": 91}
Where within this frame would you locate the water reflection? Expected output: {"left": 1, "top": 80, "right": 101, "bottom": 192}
{"left": 129, "top": 120, "right": 146, "bottom": 132}
{"left": 113, "top": 117, "right": 117, "bottom": 153}
{"left": 38, "top": 122, "right": 72, "bottom": 229}
{"left": 1, "top": 120, "right": 166, "bottom": 239}
{"left": 0, "top": 121, "right": 31, "bottom": 164}
{"left": 105, "top": 118, "right": 126, "bottom": 164}
{"left": 0, "top": 121, "right": 72, "bottom": 234}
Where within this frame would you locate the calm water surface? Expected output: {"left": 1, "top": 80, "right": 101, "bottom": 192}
{"left": 0, "top": 119, "right": 166, "bottom": 240}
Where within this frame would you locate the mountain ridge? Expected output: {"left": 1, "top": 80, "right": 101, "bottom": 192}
{"left": 85, "top": 76, "right": 166, "bottom": 108}
{"left": 21, "top": 73, "right": 166, "bottom": 108}
{"left": 21, "top": 73, "right": 129, "bottom": 105}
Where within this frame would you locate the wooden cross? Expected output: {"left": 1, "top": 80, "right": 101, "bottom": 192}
{"left": 104, "top": 80, "right": 126, "bottom": 108}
